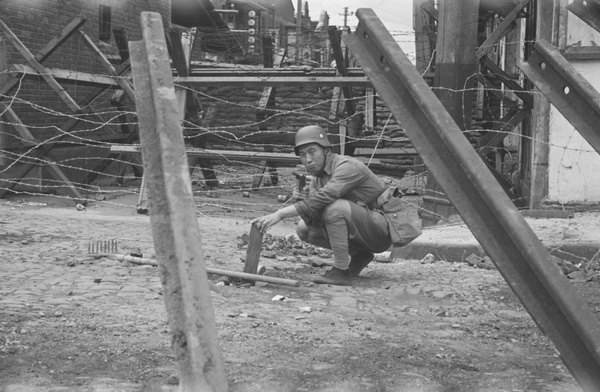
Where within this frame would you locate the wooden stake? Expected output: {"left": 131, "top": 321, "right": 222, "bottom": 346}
{"left": 243, "top": 224, "right": 264, "bottom": 275}
{"left": 130, "top": 12, "right": 227, "bottom": 391}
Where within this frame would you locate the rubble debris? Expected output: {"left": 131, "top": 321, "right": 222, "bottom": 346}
{"left": 464, "top": 253, "right": 494, "bottom": 270}
{"left": 308, "top": 257, "right": 334, "bottom": 267}
{"left": 374, "top": 252, "right": 392, "bottom": 263}
{"left": 420, "top": 253, "right": 436, "bottom": 264}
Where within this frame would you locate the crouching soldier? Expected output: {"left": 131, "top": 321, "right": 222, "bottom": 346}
{"left": 251, "top": 125, "right": 421, "bottom": 285}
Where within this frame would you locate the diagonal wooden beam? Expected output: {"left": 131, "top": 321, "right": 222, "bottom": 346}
{"left": 420, "top": 0, "right": 438, "bottom": 21}
{"left": 476, "top": 0, "right": 531, "bottom": 61}
{"left": 0, "top": 16, "right": 86, "bottom": 98}
{"left": 475, "top": 74, "right": 520, "bottom": 113}
{"left": 78, "top": 30, "right": 135, "bottom": 101}
{"left": 478, "top": 108, "right": 529, "bottom": 157}
{"left": 9, "top": 64, "right": 121, "bottom": 87}
{"left": 166, "top": 29, "right": 199, "bottom": 119}
{"left": 0, "top": 104, "right": 85, "bottom": 201}
{"left": 6, "top": 58, "right": 134, "bottom": 186}
{"left": 480, "top": 55, "right": 533, "bottom": 108}
{"left": 0, "top": 18, "right": 81, "bottom": 112}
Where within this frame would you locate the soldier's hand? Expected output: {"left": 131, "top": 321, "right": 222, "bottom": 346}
{"left": 251, "top": 212, "right": 282, "bottom": 233}
{"left": 292, "top": 185, "right": 309, "bottom": 201}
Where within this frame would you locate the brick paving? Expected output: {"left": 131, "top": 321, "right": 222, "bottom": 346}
{"left": 1, "top": 198, "right": 588, "bottom": 391}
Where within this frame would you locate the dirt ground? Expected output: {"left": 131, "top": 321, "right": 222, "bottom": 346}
{"left": 0, "top": 167, "right": 598, "bottom": 392}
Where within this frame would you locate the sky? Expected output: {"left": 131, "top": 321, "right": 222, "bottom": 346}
{"left": 306, "top": 0, "right": 417, "bottom": 58}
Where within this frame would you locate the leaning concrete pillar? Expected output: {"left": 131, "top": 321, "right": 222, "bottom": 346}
{"left": 130, "top": 11, "right": 228, "bottom": 392}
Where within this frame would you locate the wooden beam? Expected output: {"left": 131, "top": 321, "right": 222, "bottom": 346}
{"left": 243, "top": 224, "right": 264, "bottom": 276}
{"left": 187, "top": 66, "right": 366, "bottom": 77}
{"left": 480, "top": 55, "right": 533, "bottom": 107}
{"left": 563, "top": 46, "right": 600, "bottom": 60}
{"left": 111, "top": 144, "right": 298, "bottom": 162}
{"left": 110, "top": 144, "right": 403, "bottom": 169}
{"left": 0, "top": 18, "right": 81, "bottom": 112}
{"left": 0, "top": 36, "right": 7, "bottom": 169}
{"left": 39, "top": 16, "right": 87, "bottom": 62}
{"left": 420, "top": 1, "right": 439, "bottom": 20}
{"left": 0, "top": 16, "right": 86, "bottom": 98}
{"left": 0, "top": 104, "right": 85, "bottom": 201}
{"left": 530, "top": 0, "right": 558, "bottom": 209}
{"left": 421, "top": 0, "right": 480, "bottom": 225}
{"left": 478, "top": 109, "right": 530, "bottom": 157}
{"left": 10, "top": 64, "right": 121, "bottom": 87}
{"left": 78, "top": 30, "right": 136, "bottom": 101}
{"left": 476, "top": 0, "right": 531, "bottom": 61}
{"left": 364, "top": 88, "right": 376, "bottom": 134}
{"left": 414, "top": 0, "right": 436, "bottom": 76}
{"left": 175, "top": 75, "right": 370, "bottom": 87}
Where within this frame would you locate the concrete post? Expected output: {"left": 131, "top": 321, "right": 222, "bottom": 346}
{"left": 129, "top": 12, "right": 228, "bottom": 392}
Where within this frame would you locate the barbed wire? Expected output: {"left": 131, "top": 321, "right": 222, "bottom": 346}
{"left": 0, "top": 25, "right": 597, "bottom": 227}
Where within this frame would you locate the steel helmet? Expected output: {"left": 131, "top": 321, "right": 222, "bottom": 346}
{"left": 294, "top": 125, "right": 332, "bottom": 155}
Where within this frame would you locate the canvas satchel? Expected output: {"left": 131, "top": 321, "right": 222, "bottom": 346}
{"left": 377, "top": 187, "right": 422, "bottom": 247}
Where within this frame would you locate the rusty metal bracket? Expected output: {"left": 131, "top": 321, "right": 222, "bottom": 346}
{"left": 519, "top": 39, "right": 600, "bottom": 156}
{"left": 344, "top": 9, "right": 600, "bottom": 391}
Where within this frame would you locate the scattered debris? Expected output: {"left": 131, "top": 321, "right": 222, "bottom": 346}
{"left": 308, "top": 257, "right": 334, "bottom": 268}
{"left": 374, "top": 252, "right": 392, "bottom": 263}
{"left": 257, "top": 264, "right": 266, "bottom": 275}
{"left": 464, "top": 253, "right": 494, "bottom": 270}
{"left": 554, "top": 256, "right": 578, "bottom": 275}
{"left": 561, "top": 223, "right": 581, "bottom": 240}
{"left": 420, "top": 253, "right": 436, "bottom": 264}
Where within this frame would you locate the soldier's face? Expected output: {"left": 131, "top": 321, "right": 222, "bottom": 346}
{"left": 298, "top": 144, "right": 328, "bottom": 176}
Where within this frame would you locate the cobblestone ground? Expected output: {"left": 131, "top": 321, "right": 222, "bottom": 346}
{"left": 0, "top": 197, "right": 591, "bottom": 392}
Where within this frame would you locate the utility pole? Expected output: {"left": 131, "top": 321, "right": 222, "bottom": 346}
{"left": 296, "top": 0, "right": 302, "bottom": 64}
{"left": 341, "top": 7, "right": 354, "bottom": 28}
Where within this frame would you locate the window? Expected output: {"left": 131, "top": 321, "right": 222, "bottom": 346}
{"left": 99, "top": 5, "right": 112, "bottom": 43}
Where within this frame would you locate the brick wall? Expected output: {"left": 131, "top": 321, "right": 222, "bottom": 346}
{"left": 0, "top": 0, "right": 171, "bottom": 147}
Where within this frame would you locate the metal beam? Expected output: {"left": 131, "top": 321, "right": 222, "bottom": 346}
{"left": 519, "top": 39, "right": 600, "bottom": 156}
{"left": 567, "top": 0, "right": 600, "bottom": 35}
{"left": 344, "top": 9, "right": 600, "bottom": 391}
